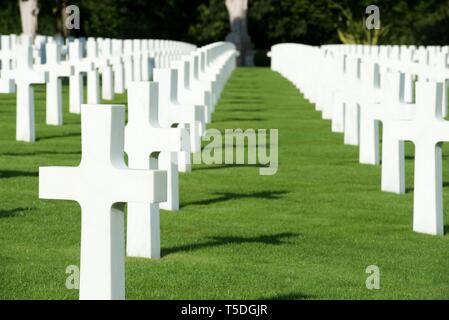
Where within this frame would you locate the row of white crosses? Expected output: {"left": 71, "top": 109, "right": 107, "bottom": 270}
{"left": 0, "top": 34, "right": 196, "bottom": 142}
{"left": 38, "top": 39, "right": 238, "bottom": 299}
{"left": 270, "top": 43, "right": 449, "bottom": 236}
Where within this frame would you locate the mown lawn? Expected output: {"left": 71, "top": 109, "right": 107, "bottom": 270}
{"left": 0, "top": 67, "right": 448, "bottom": 299}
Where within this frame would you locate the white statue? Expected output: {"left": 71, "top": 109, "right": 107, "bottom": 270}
{"left": 226, "top": 0, "right": 248, "bottom": 34}
{"left": 225, "top": 0, "right": 253, "bottom": 66}
{"left": 19, "top": 0, "right": 39, "bottom": 38}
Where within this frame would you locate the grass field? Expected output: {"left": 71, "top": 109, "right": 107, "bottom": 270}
{"left": 0, "top": 67, "right": 448, "bottom": 300}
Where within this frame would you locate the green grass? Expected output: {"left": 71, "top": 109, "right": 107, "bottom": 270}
{"left": 0, "top": 68, "right": 448, "bottom": 300}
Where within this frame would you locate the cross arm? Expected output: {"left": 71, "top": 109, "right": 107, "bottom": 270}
{"left": 433, "top": 121, "right": 449, "bottom": 143}
{"left": 39, "top": 167, "right": 82, "bottom": 202}
{"left": 74, "top": 60, "right": 95, "bottom": 73}
{"left": 125, "top": 127, "right": 190, "bottom": 155}
{"left": 163, "top": 104, "right": 205, "bottom": 125}
{"left": 110, "top": 168, "right": 167, "bottom": 204}
{"left": 0, "top": 78, "right": 15, "bottom": 93}
{"left": 26, "top": 70, "right": 48, "bottom": 85}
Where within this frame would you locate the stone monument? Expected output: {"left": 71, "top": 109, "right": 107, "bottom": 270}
{"left": 225, "top": 0, "right": 254, "bottom": 66}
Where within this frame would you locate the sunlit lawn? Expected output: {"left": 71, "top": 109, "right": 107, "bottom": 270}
{"left": 0, "top": 68, "right": 448, "bottom": 299}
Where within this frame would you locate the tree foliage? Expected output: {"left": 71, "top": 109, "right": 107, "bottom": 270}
{"left": 1, "top": 0, "right": 449, "bottom": 48}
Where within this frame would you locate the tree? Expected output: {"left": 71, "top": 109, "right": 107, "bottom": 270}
{"left": 188, "top": 0, "right": 229, "bottom": 45}
{"left": 19, "top": 0, "right": 39, "bottom": 38}
{"left": 53, "top": 0, "right": 74, "bottom": 37}
{"left": 330, "top": 2, "right": 389, "bottom": 45}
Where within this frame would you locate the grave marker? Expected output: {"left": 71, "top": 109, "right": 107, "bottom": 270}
{"left": 39, "top": 104, "right": 167, "bottom": 299}
{"left": 41, "top": 42, "right": 74, "bottom": 125}
{"left": 383, "top": 79, "right": 448, "bottom": 235}
{"left": 125, "top": 81, "right": 189, "bottom": 258}
{"left": 15, "top": 44, "right": 48, "bottom": 142}
{"left": 69, "top": 40, "right": 95, "bottom": 114}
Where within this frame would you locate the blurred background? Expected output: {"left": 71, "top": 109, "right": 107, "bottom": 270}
{"left": 1, "top": 0, "right": 449, "bottom": 65}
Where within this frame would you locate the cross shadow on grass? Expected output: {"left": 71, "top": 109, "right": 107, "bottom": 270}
{"left": 407, "top": 181, "right": 449, "bottom": 193}
{"left": 1, "top": 150, "right": 80, "bottom": 157}
{"left": 0, "top": 207, "right": 32, "bottom": 219}
{"left": 0, "top": 170, "right": 37, "bottom": 178}
{"left": 214, "top": 117, "right": 266, "bottom": 123}
{"left": 181, "top": 190, "right": 288, "bottom": 208}
{"left": 36, "top": 132, "right": 80, "bottom": 141}
{"left": 193, "top": 164, "right": 269, "bottom": 171}
{"left": 162, "top": 232, "right": 300, "bottom": 257}
{"left": 227, "top": 108, "right": 263, "bottom": 113}
{"left": 260, "top": 292, "right": 312, "bottom": 300}
{"left": 444, "top": 226, "right": 449, "bottom": 235}
{"left": 405, "top": 155, "right": 449, "bottom": 160}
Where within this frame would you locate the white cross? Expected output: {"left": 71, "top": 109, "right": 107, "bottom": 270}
{"left": 39, "top": 104, "right": 167, "bottom": 300}
{"left": 132, "top": 39, "right": 142, "bottom": 82}
{"left": 383, "top": 79, "right": 449, "bottom": 235}
{"left": 68, "top": 40, "right": 95, "bottom": 114}
{"left": 0, "top": 35, "right": 16, "bottom": 92}
{"left": 380, "top": 71, "right": 416, "bottom": 194}
{"left": 0, "top": 78, "right": 14, "bottom": 93}
{"left": 189, "top": 53, "right": 214, "bottom": 115}
{"left": 358, "top": 59, "right": 383, "bottom": 165}
{"left": 100, "top": 39, "right": 114, "bottom": 101}
{"left": 14, "top": 44, "right": 48, "bottom": 142}
{"left": 197, "top": 50, "right": 218, "bottom": 108}
{"left": 112, "top": 40, "right": 125, "bottom": 94}
{"left": 343, "top": 56, "right": 362, "bottom": 146}
{"left": 331, "top": 53, "right": 347, "bottom": 133}
{"left": 422, "top": 52, "right": 449, "bottom": 117}
{"left": 123, "top": 40, "right": 134, "bottom": 89}
{"left": 203, "top": 43, "right": 236, "bottom": 107}
{"left": 141, "top": 53, "right": 155, "bottom": 82}
{"left": 319, "top": 49, "right": 335, "bottom": 120}
{"left": 153, "top": 68, "right": 206, "bottom": 179}
{"left": 86, "top": 39, "right": 101, "bottom": 104}
{"left": 125, "top": 81, "right": 189, "bottom": 258}
{"left": 174, "top": 58, "right": 211, "bottom": 123}
{"left": 37, "top": 42, "right": 74, "bottom": 125}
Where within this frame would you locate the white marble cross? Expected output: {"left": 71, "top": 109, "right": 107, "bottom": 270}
{"left": 14, "top": 44, "right": 48, "bottom": 142}
{"left": 331, "top": 53, "right": 347, "bottom": 133}
{"left": 203, "top": 44, "right": 235, "bottom": 107}
{"left": 141, "top": 42, "right": 155, "bottom": 81}
{"left": 125, "top": 81, "right": 190, "bottom": 258}
{"left": 86, "top": 39, "right": 101, "bottom": 104}
{"left": 197, "top": 50, "right": 218, "bottom": 108}
{"left": 0, "top": 74, "right": 15, "bottom": 93}
{"left": 123, "top": 40, "right": 134, "bottom": 89}
{"left": 132, "top": 40, "right": 142, "bottom": 82}
{"left": 358, "top": 59, "right": 383, "bottom": 165}
{"left": 100, "top": 39, "right": 114, "bottom": 101}
{"left": 0, "top": 35, "right": 16, "bottom": 92}
{"left": 39, "top": 104, "right": 167, "bottom": 300}
{"left": 154, "top": 68, "right": 206, "bottom": 179}
{"left": 112, "top": 40, "right": 125, "bottom": 94}
{"left": 343, "top": 56, "right": 361, "bottom": 146}
{"left": 68, "top": 40, "right": 95, "bottom": 114}
{"left": 175, "top": 58, "right": 212, "bottom": 124}
{"left": 189, "top": 53, "right": 214, "bottom": 120}
{"left": 319, "top": 49, "right": 335, "bottom": 120}
{"left": 40, "top": 42, "right": 74, "bottom": 125}
{"left": 380, "top": 71, "right": 416, "bottom": 194}
{"left": 141, "top": 54, "right": 155, "bottom": 82}
{"left": 424, "top": 52, "right": 449, "bottom": 117}
{"left": 383, "top": 79, "right": 449, "bottom": 235}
